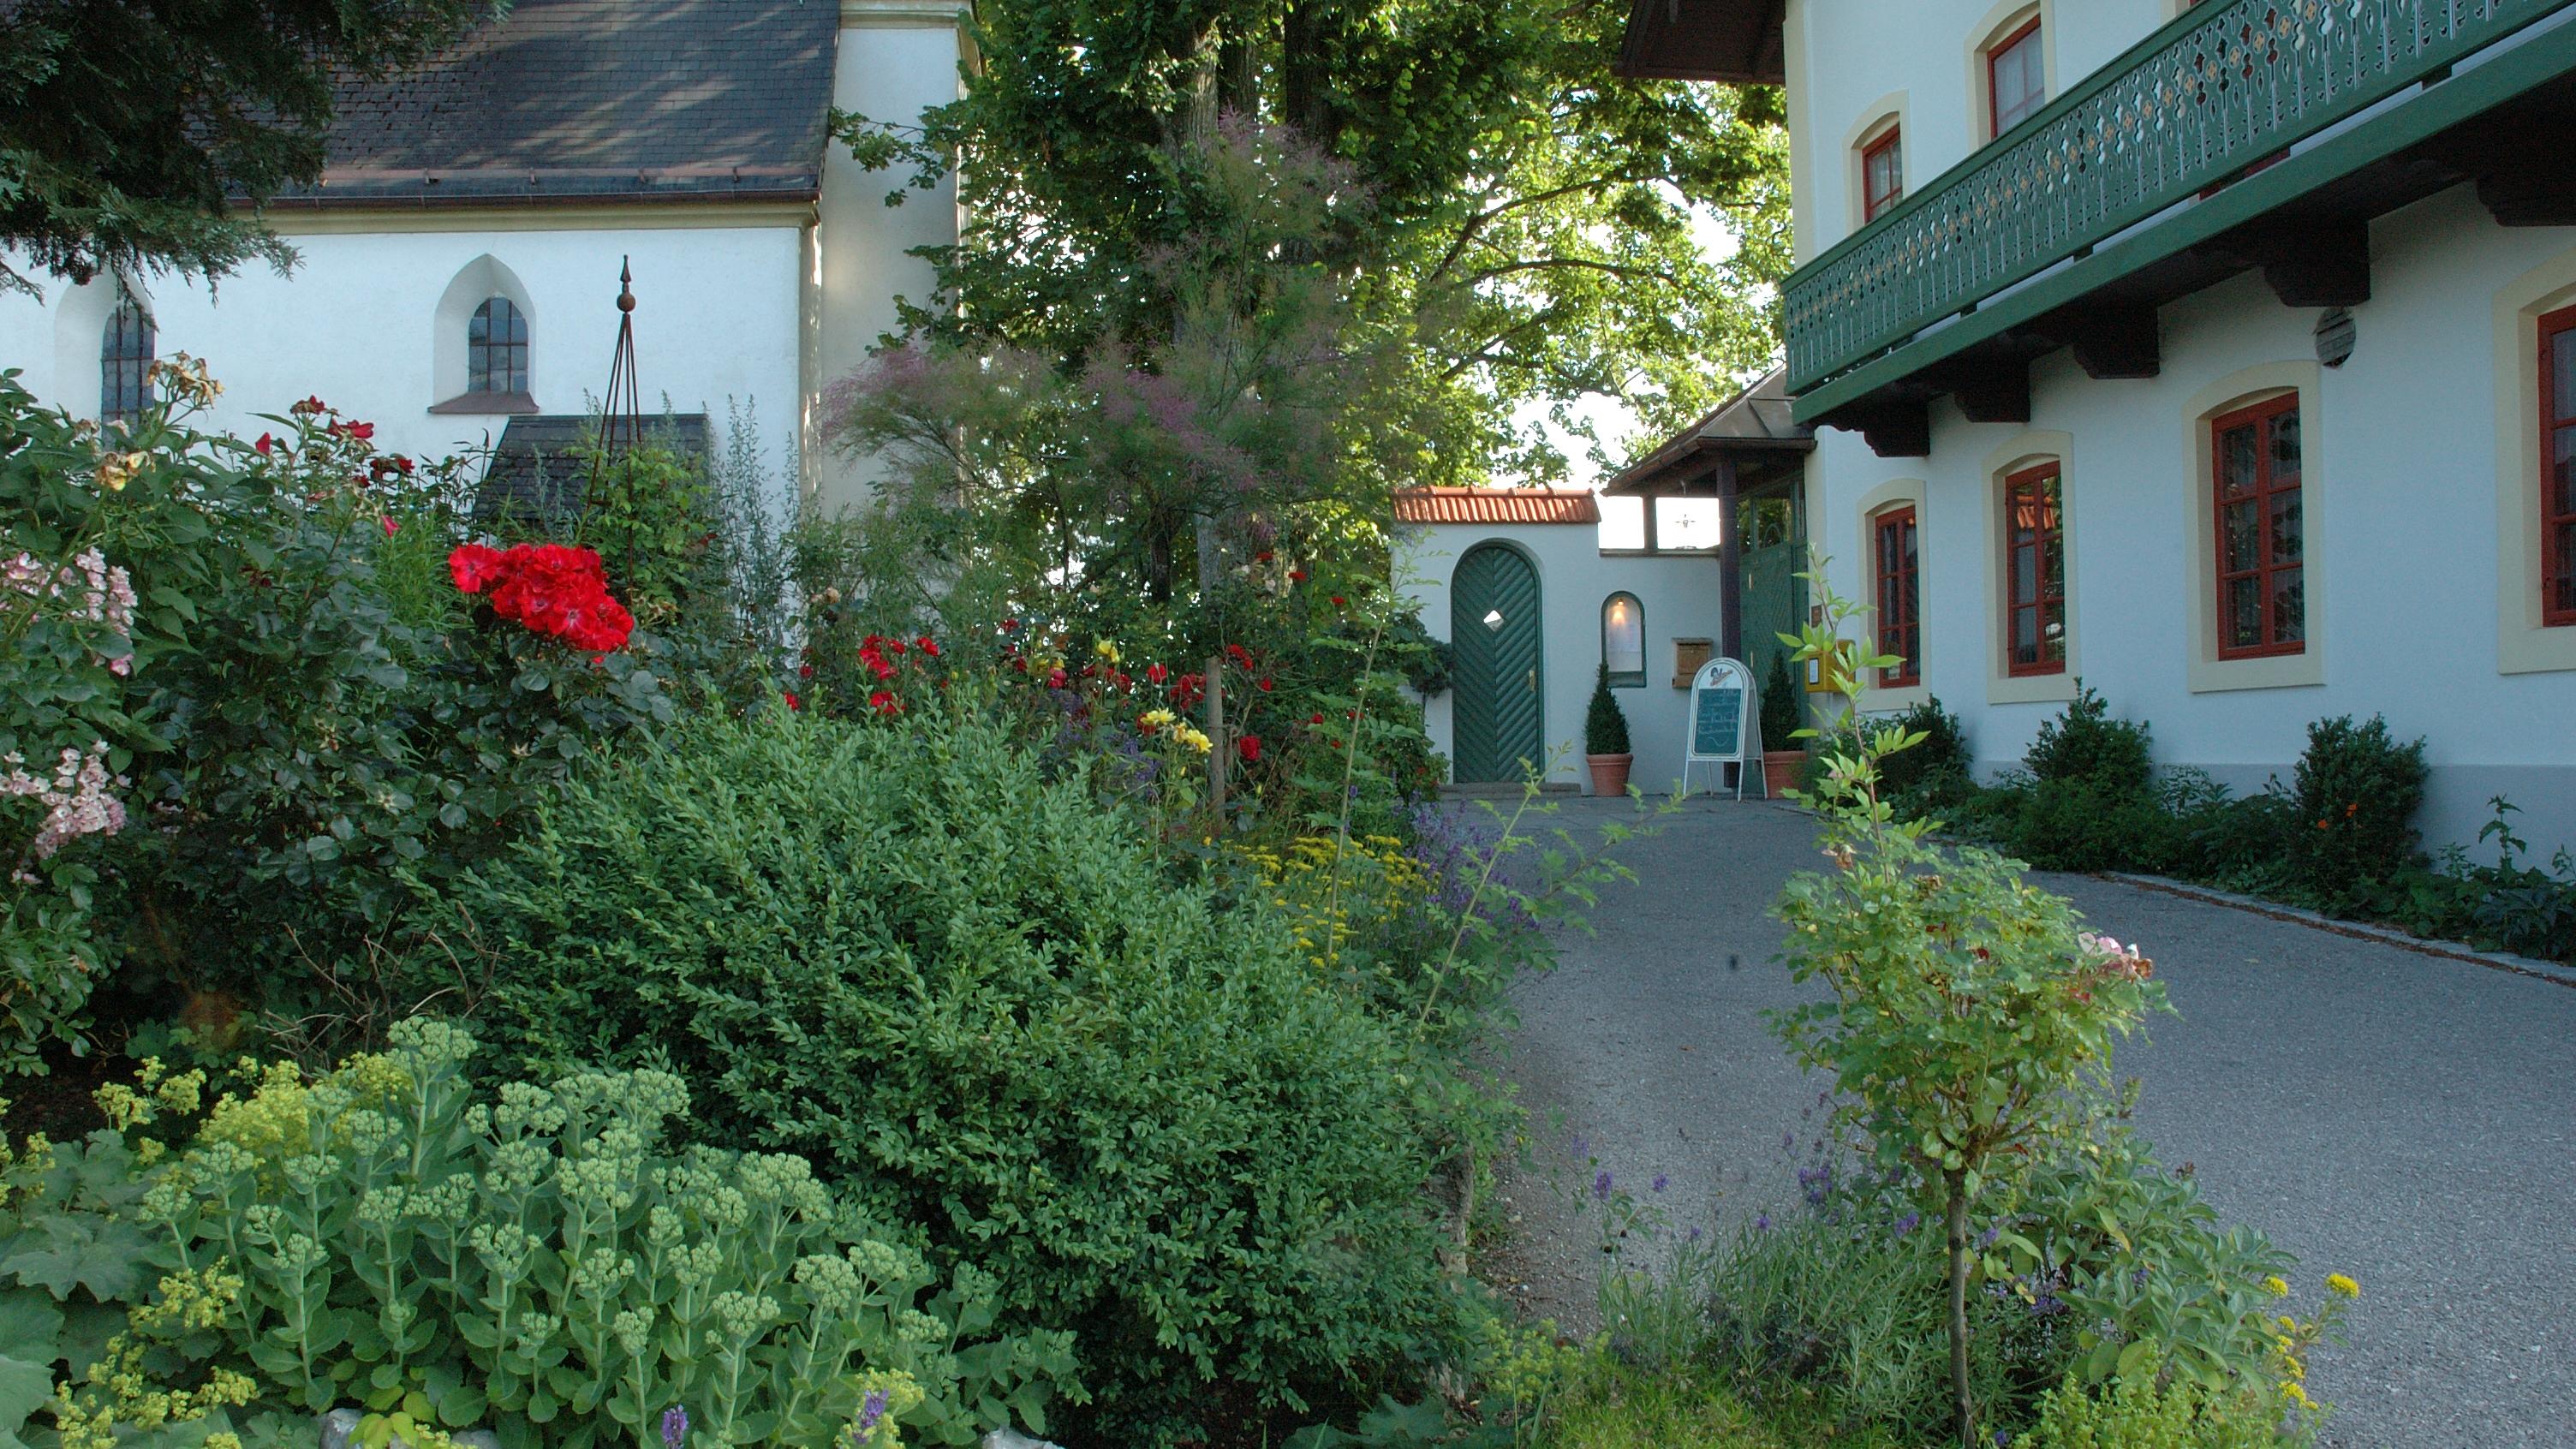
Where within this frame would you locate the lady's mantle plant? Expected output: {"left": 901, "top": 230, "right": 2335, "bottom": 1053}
{"left": 1768, "top": 565, "right": 2168, "bottom": 1449}
{"left": 27, "top": 1019, "right": 1078, "bottom": 1449}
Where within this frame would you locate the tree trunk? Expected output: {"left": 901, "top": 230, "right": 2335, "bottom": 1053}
{"left": 1196, "top": 511, "right": 1225, "bottom": 811}
{"left": 1946, "top": 1172, "right": 1976, "bottom": 1449}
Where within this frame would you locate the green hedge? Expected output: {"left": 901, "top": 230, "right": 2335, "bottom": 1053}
{"left": 445, "top": 704, "right": 1465, "bottom": 1442}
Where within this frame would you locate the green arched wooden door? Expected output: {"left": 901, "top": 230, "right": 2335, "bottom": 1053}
{"left": 1451, "top": 543, "right": 1544, "bottom": 784}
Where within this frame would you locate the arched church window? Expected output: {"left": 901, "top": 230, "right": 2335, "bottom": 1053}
{"left": 101, "top": 295, "right": 155, "bottom": 424}
{"left": 469, "top": 297, "right": 529, "bottom": 394}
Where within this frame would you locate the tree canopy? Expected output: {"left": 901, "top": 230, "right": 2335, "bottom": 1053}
{"left": 844, "top": 0, "right": 1788, "bottom": 484}
{"left": 0, "top": 0, "right": 496, "bottom": 293}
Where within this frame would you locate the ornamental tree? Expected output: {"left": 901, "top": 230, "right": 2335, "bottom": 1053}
{"left": 1768, "top": 562, "right": 2171, "bottom": 1449}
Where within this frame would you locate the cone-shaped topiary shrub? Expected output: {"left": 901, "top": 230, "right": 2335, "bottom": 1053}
{"left": 1584, "top": 659, "right": 1631, "bottom": 756}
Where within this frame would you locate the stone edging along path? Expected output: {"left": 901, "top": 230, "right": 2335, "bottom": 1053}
{"left": 2098, "top": 872, "right": 2576, "bottom": 992}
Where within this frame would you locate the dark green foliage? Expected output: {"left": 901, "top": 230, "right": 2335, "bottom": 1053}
{"left": 448, "top": 705, "right": 1466, "bottom": 1443}
{"left": 2024, "top": 682, "right": 2152, "bottom": 796}
{"left": 2285, "top": 714, "right": 2426, "bottom": 910}
{"left": 1583, "top": 660, "right": 1630, "bottom": 756}
{"left": 1761, "top": 652, "right": 1801, "bottom": 754}
{"left": 2008, "top": 781, "right": 2179, "bottom": 875}
{"left": 1873, "top": 695, "right": 1969, "bottom": 803}
{"left": 0, "top": 1, "right": 493, "bottom": 289}
{"left": 1385, "top": 610, "right": 1452, "bottom": 698}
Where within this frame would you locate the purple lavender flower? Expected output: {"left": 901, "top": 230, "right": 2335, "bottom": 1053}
{"left": 1688, "top": 1225, "right": 1706, "bottom": 1243}
{"left": 1781, "top": 1130, "right": 1795, "bottom": 1152}
{"left": 1651, "top": 1174, "right": 1669, "bottom": 1194}
{"left": 1571, "top": 1133, "right": 1590, "bottom": 1162}
{"left": 851, "top": 1388, "right": 889, "bottom": 1440}
{"left": 1893, "top": 1212, "right": 1920, "bottom": 1237}
{"left": 1754, "top": 1213, "right": 1771, "bottom": 1233}
{"left": 1977, "top": 1225, "right": 2001, "bottom": 1249}
{"left": 661, "top": 1406, "right": 689, "bottom": 1449}
{"left": 1593, "top": 1170, "right": 1613, "bottom": 1200}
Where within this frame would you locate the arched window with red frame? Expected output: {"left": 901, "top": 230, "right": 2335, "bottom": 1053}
{"left": 2003, "top": 462, "right": 2066, "bottom": 676}
{"left": 2211, "top": 394, "right": 2305, "bottom": 657}
{"left": 2540, "top": 303, "right": 2576, "bottom": 626}
{"left": 1987, "top": 16, "right": 2045, "bottom": 137}
{"left": 1872, "top": 504, "right": 1920, "bottom": 686}
{"left": 1861, "top": 126, "right": 1904, "bottom": 223}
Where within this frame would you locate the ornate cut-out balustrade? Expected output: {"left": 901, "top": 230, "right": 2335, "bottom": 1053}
{"left": 1783, "top": 0, "right": 2576, "bottom": 397}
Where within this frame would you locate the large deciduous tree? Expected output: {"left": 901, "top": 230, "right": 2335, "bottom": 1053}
{"left": 843, "top": 0, "right": 1788, "bottom": 486}
{"left": 0, "top": 0, "right": 496, "bottom": 293}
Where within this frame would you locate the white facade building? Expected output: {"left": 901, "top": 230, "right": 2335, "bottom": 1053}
{"left": 1619, "top": 0, "right": 2576, "bottom": 857}
{"left": 1396, "top": 487, "right": 1737, "bottom": 796}
{"left": 0, "top": 0, "right": 962, "bottom": 516}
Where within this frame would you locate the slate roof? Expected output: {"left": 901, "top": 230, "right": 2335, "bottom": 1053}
{"left": 270, "top": 0, "right": 840, "bottom": 208}
{"left": 475, "top": 413, "right": 711, "bottom": 526}
{"left": 1393, "top": 487, "right": 1603, "bottom": 527}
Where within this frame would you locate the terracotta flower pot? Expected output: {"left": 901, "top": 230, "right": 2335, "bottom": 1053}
{"left": 1762, "top": 749, "right": 1808, "bottom": 800}
{"left": 1586, "top": 753, "right": 1633, "bottom": 797}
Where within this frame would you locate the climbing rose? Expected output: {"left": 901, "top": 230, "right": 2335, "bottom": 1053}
{"left": 783, "top": 690, "right": 802, "bottom": 712}
{"left": 1236, "top": 735, "right": 1261, "bottom": 763}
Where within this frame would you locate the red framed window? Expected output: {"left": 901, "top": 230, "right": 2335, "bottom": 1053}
{"left": 1988, "top": 17, "right": 2045, "bottom": 137}
{"left": 2211, "top": 394, "right": 2305, "bottom": 658}
{"left": 2541, "top": 304, "right": 2576, "bottom": 626}
{"left": 1873, "top": 505, "right": 1920, "bottom": 686}
{"left": 1861, "top": 127, "right": 1904, "bottom": 223}
{"left": 2003, "top": 463, "right": 2066, "bottom": 676}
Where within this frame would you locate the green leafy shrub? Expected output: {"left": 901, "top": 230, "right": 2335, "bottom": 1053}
{"left": 2009, "top": 781, "right": 2181, "bottom": 875}
{"left": 1584, "top": 662, "right": 1631, "bottom": 756}
{"left": 2014, "top": 1372, "right": 2297, "bottom": 1449}
{"left": 1874, "top": 696, "right": 1970, "bottom": 804}
{"left": 446, "top": 704, "right": 1466, "bottom": 1441}
{"left": 0, "top": 1020, "right": 1076, "bottom": 1449}
{"left": 0, "top": 368, "right": 693, "bottom": 1065}
{"left": 2025, "top": 683, "right": 2152, "bottom": 797}
{"left": 2285, "top": 715, "right": 2425, "bottom": 911}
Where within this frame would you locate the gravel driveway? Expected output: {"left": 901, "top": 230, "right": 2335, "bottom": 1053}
{"left": 1485, "top": 796, "right": 2576, "bottom": 1449}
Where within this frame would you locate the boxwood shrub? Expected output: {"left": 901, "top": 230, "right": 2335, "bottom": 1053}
{"left": 445, "top": 704, "right": 1465, "bottom": 1442}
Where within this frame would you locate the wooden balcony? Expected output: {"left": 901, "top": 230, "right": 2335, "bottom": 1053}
{"left": 1785, "top": 0, "right": 2576, "bottom": 448}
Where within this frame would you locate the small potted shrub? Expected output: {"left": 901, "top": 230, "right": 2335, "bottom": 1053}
{"left": 1584, "top": 660, "right": 1633, "bottom": 796}
{"left": 1761, "top": 651, "right": 1806, "bottom": 797}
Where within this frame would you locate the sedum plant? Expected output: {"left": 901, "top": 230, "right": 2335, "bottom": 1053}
{"left": 27, "top": 1019, "right": 1078, "bottom": 1449}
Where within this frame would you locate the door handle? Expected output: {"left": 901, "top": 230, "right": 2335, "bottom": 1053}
{"left": 1526, "top": 669, "right": 1537, "bottom": 693}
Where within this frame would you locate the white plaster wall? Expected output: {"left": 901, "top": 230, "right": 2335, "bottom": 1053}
{"left": 1398, "top": 523, "right": 1729, "bottom": 794}
{"left": 1808, "top": 184, "right": 2576, "bottom": 859}
{"left": 0, "top": 223, "right": 804, "bottom": 497}
{"left": 1786, "top": 0, "right": 2176, "bottom": 261}
{"left": 812, "top": 6, "right": 964, "bottom": 513}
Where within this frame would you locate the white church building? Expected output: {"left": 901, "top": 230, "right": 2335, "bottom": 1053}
{"left": 0, "top": 0, "right": 963, "bottom": 513}
{"left": 1608, "top": 0, "right": 2576, "bottom": 859}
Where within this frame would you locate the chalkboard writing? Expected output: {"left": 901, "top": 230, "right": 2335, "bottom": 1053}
{"left": 1692, "top": 683, "right": 1743, "bottom": 758}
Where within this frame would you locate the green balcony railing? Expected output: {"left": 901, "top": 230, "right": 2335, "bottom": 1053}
{"left": 1783, "top": 0, "right": 2576, "bottom": 397}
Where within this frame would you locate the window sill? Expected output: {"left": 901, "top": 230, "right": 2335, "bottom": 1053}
{"left": 2187, "top": 646, "right": 2322, "bottom": 695}
{"left": 430, "top": 391, "right": 540, "bottom": 416}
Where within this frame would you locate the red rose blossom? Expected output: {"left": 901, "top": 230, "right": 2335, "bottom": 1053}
{"left": 253, "top": 432, "right": 274, "bottom": 456}
{"left": 784, "top": 689, "right": 802, "bottom": 711}
{"left": 1236, "top": 735, "right": 1262, "bottom": 763}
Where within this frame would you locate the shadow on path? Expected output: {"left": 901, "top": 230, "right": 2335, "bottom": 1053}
{"left": 1486, "top": 797, "right": 2575, "bottom": 1449}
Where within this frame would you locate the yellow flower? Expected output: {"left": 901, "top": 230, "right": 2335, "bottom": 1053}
{"left": 96, "top": 451, "right": 146, "bottom": 492}
{"left": 2263, "top": 1274, "right": 2289, "bottom": 1297}
{"left": 1138, "top": 707, "right": 1176, "bottom": 733}
{"left": 2325, "top": 1273, "right": 2359, "bottom": 1299}
{"left": 1094, "top": 639, "right": 1120, "bottom": 664}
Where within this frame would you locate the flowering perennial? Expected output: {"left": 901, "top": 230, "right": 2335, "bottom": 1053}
{"left": 6, "top": 546, "right": 137, "bottom": 676}
{"left": 447, "top": 543, "right": 635, "bottom": 653}
{"left": 4, "top": 741, "right": 128, "bottom": 869}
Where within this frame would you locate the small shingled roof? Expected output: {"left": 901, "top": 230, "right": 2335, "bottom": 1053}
{"left": 475, "top": 413, "right": 710, "bottom": 527}
{"left": 1393, "top": 487, "right": 1602, "bottom": 527}
{"left": 270, "top": 0, "right": 841, "bottom": 208}
{"left": 1601, "top": 367, "right": 1811, "bottom": 496}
